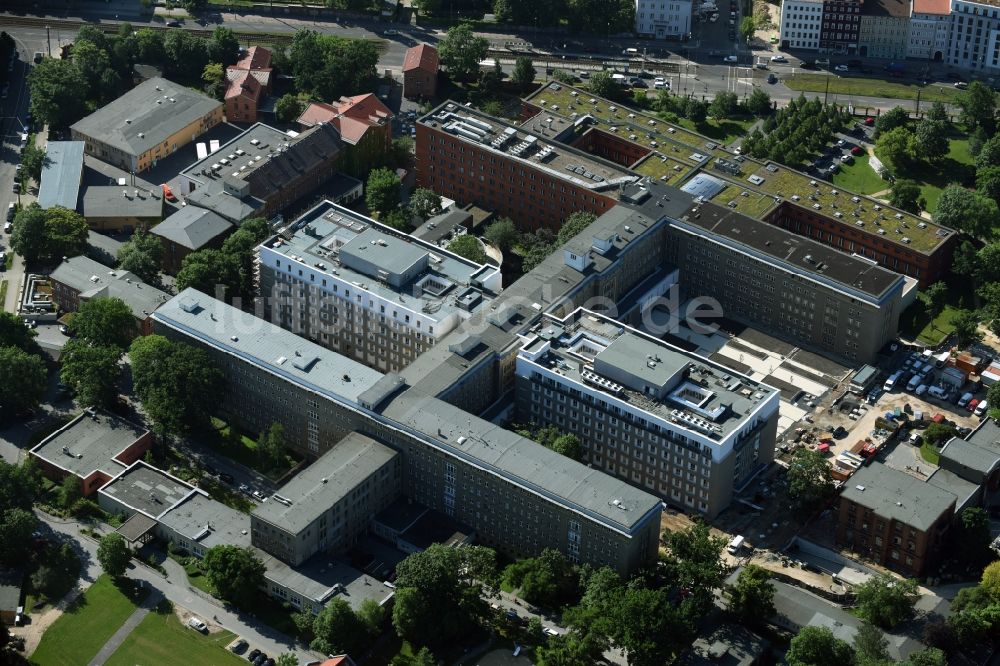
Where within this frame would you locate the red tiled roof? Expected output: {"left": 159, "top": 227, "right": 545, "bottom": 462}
{"left": 912, "top": 0, "right": 949, "bottom": 13}
{"left": 225, "top": 72, "right": 263, "bottom": 101}
{"left": 403, "top": 43, "right": 439, "bottom": 73}
{"left": 297, "top": 93, "right": 392, "bottom": 144}
{"left": 234, "top": 45, "right": 272, "bottom": 72}
{"left": 319, "top": 657, "right": 357, "bottom": 666}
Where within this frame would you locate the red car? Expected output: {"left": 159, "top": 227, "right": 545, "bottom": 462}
{"left": 967, "top": 398, "right": 979, "bottom": 412}
{"left": 851, "top": 146, "right": 864, "bottom": 155}
{"left": 864, "top": 117, "right": 875, "bottom": 126}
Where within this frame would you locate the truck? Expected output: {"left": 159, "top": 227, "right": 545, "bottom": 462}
{"left": 940, "top": 366, "right": 967, "bottom": 388}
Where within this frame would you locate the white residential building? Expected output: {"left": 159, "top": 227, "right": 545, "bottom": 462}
{"left": 909, "top": 0, "right": 951, "bottom": 59}
{"left": 779, "top": 0, "right": 824, "bottom": 50}
{"left": 635, "top": 0, "right": 693, "bottom": 39}
{"left": 947, "top": 0, "right": 1000, "bottom": 72}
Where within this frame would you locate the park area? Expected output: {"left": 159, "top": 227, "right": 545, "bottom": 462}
{"left": 784, "top": 73, "right": 964, "bottom": 104}
{"left": 875, "top": 134, "right": 974, "bottom": 214}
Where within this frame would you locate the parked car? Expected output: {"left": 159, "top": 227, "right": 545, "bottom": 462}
{"left": 967, "top": 398, "right": 980, "bottom": 412}
{"left": 767, "top": 73, "right": 778, "bottom": 84}
{"left": 770, "top": 55, "right": 787, "bottom": 62}
{"left": 187, "top": 617, "right": 208, "bottom": 633}
{"left": 954, "top": 81, "right": 968, "bottom": 89}
{"left": 851, "top": 146, "right": 864, "bottom": 155}
{"left": 834, "top": 64, "right": 849, "bottom": 72}
{"left": 723, "top": 55, "right": 738, "bottom": 63}
{"left": 12, "top": 182, "right": 20, "bottom": 194}
{"left": 383, "top": 29, "right": 399, "bottom": 35}
{"left": 653, "top": 76, "right": 667, "bottom": 89}
{"left": 864, "top": 116, "right": 875, "bottom": 126}
{"left": 166, "top": 20, "right": 182, "bottom": 27}
{"left": 230, "top": 639, "right": 248, "bottom": 653}
{"left": 247, "top": 649, "right": 261, "bottom": 662}
{"left": 252, "top": 490, "right": 267, "bottom": 502}
{"left": 841, "top": 154, "right": 854, "bottom": 163}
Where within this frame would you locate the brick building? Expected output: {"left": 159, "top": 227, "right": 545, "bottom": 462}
{"left": 402, "top": 44, "right": 439, "bottom": 100}
{"left": 225, "top": 46, "right": 273, "bottom": 124}
{"left": 297, "top": 94, "right": 393, "bottom": 176}
{"left": 820, "top": 0, "right": 862, "bottom": 53}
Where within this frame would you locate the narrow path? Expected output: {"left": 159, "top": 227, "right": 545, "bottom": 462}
{"left": 86, "top": 589, "right": 163, "bottom": 666}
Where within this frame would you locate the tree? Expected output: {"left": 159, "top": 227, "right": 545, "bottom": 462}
{"left": 745, "top": 88, "right": 771, "bottom": 117}
{"left": 391, "top": 647, "right": 442, "bottom": 666}
{"left": 392, "top": 544, "right": 497, "bottom": 647}
{"left": 58, "top": 475, "right": 82, "bottom": 509}
{"left": 221, "top": 221, "right": 272, "bottom": 302}
{"left": 201, "top": 62, "right": 225, "bottom": 99}
{"left": 502, "top": 549, "right": 578, "bottom": 608}
{"left": 69, "top": 297, "right": 137, "bottom": 349}
{"left": 709, "top": 91, "right": 739, "bottom": 119}
{"left": 97, "top": 532, "right": 131, "bottom": 577}
{"left": 951, "top": 309, "right": 984, "bottom": 347}
{"left": 275, "top": 655, "right": 299, "bottom": 666}
{"left": 135, "top": 28, "right": 165, "bottom": 63}
{"left": 921, "top": 619, "right": 957, "bottom": 654}
{"left": 535, "top": 633, "right": 604, "bottom": 666}
{"left": 740, "top": 15, "right": 756, "bottom": 41}
{"left": 27, "top": 58, "right": 88, "bottom": 126}
{"left": 0, "top": 312, "right": 41, "bottom": 356}
{"left": 257, "top": 422, "right": 285, "bottom": 470}
{"left": 923, "top": 281, "right": 948, "bottom": 317}
{"left": 922, "top": 422, "right": 956, "bottom": 445}
{"left": 589, "top": 71, "right": 617, "bottom": 99}
{"left": 32, "top": 544, "right": 80, "bottom": 600}
{"left": 208, "top": 26, "right": 240, "bottom": 66}
{"left": 357, "top": 597, "right": 386, "bottom": 636}
{"left": 934, "top": 185, "right": 998, "bottom": 239}
{"left": 685, "top": 98, "right": 708, "bottom": 123}
{"left": 512, "top": 56, "right": 536, "bottom": 89}
{"left": 383, "top": 206, "right": 414, "bottom": 231}
{"left": 661, "top": 522, "right": 727, "bottom": 616}
{"left": 954, "top": 507, "right": 992, "bottom": 567}
{"left": 953, "top": 240, "right": 980, "bottom": 277}
{"left": 988, "top": 382, "right": 1000, "bottom": 420}
{"left": 854, "top": 621, "right": 890, "bottom": 666}
{"left": 0, "top": 460, "right": 43, "bottom": 512}
{"left": 0, "top": 508, "right": 37, "bottom": 566}
{"left": 889, "top": 179, "right": 923, "bottom": 214}
{"left": 366, "top": 167, "right": 402, "bottom": 215}
{"left": 275, "top": 93, "right": 306, "bottom": 123}
{"left": 725, "top": 565, "right": 775, "bottom": 626}
{"left": 557, "top": 211, "right": 597, "bottom": 245}
{"left": 876, "top": 126, "right": 913, "bottom": 166}
{"left": 175, "top": 249, "right": 241, "bottom": 300}
{"left": 310, "top": 597, "right": 367, "bottom": 654}
{"left": 203, "top": 545, "right": 266, "bottom": 608}
{"left": 21, "top": 141, "right": 45, "bottom": 182}
{"left": 116, "top": 229, "right": 164, "bottom": 286}
{"left": 9, "top": 204, "right": 47, "bottom": 264}
{"left": 0, "top": 347, "right": 47, "bottom": 413}
{"left": 60, "top": 341, "right": 122, "bottom": 407}
{"left": 856, "top": 573, "right": 919, "bottom": 629}
{"left": 927, "top": 101, "right": 949, "bottom": 124}
{"left": 959, "top": 81, "right": 997, "bottom": 133}
{"left": 129, "top": 335, "right": 224, "bottom": 435}
{"left": 905, "top": 649, "right": 947, "bottom": 666}
{"left": 409, "top": 188, "right": 443, "bottom": 221}
{"left": 976, "top": 134, "right": 1000, "bottom": 171}
{"left": 483, "top": 218, "right": 519, "bottom": 251}
{"left": 977, "top": 165, "right": 1000, "bottom": 205}
{"left": 873, "top": 106, "right": 909, "bottom": 138}
{"left": 438, "top": 25, "right": 489, "bottom": 81}
{"left": 787, "top": 626, "right": 855, "bottom": 666}
{"left": 163, "top": 29, "right": 209, "bottom": 82}
{"left": 913, "top": 119, "right": 949, "bottom": 161}
{"left": 46, "top": 206, "right": 90, "bottom": 260}
{"left": 447, "top": 235, "right": 487, "bottom": 264}
{"left": 786, "top": 448, "right": 835, "bottom": 515}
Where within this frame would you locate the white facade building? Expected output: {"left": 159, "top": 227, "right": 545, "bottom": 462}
{"left": 635, "top": 0, "right": 693, "bottom": 39}
{"left": 909, "top": 0, "right": 951, "bottom": 59}
{"left": 779, "top": 0, "right": 824, "bottom": 50}
{"left": 947, "top": 0, "right": 1000, "bottom": 72}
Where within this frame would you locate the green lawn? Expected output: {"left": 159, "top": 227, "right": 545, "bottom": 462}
{"left": 104, "top": 601, "right": 245, "bottom": 666}
{"left": 784, "top": 74, "right": 965, "bottom": 104}
{"left": 0, "top": 280, "right": 7, "bottom": 311}
{"left": 921, "top": 441, "right": 941, "bottom": 465}
{"left": 831, "top": 154, "right": 886, "bottom": 195}
{"left": 31, "top": 576, "right": 143, "bottom": 666}
{"left": 676, "top": 116, "right": 757, "bottom": 145}
{"left": 877, "top": 135, "right": 975, "bottom": 214}
{"left": 208, "top": 418, "right": 297, "bottom": 481}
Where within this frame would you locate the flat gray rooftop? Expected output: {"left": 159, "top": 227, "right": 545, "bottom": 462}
{"left": 152, "top": 288, "right": 384, "bottom": 405}
{"left": 100, "top": 462, "right": 196, "bottom": 518}
{"left": 253, "top": 432, "right": 398, "bottom": 532}
{"left": 381, "top": 387, "right": 662, "bottom": 534}
{"left": 159, "top": 493, "right": 252, "bottom": 551}
{"left": 31, "top": 411, "right": 148, "bottom": 480}
{"left": 50, "top": 255, "right": 171, "bottom": 319}
{"left": 38, "top": 141, "right": 84, "bottom": 211}
{"left": 673, "top": 202, "right": 905, "bottom": 303}
{"left": 840, "top": 463, "right": 957, "bottom": 532}
{"left": 261, "top": 552, "right": 393, "bottom": 611}
{"left": 82, "top": 186, "right": 164, "bottom": 220}
{"left": 269, "top": 201, "right": 499, "bottom": 326}
{"left": 520, "top": 309, "right": 778, "bottom": 440}
{"left": 71, "top": 77, "right": 221, "bottom": 158}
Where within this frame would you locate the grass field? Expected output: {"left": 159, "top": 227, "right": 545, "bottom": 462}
{"left": 104, "top": 602, "right": 245, "bottom": 666}
{"left": 921, "top": 441, "right": 941, "bottom": 464}
{"left": 877, "top": 135, "right": 974, "bottom": 214}
{"left": 31, "top": 576, "right": 142, "bottom": 666}
{"left": 784, "top": 74, "right": 965, "bottom": 104}
{"left": 830, "top": 154, "right": 886, "bottom": 195}
{"left": 676, "top": 116, "right": 757, "bottom": 145}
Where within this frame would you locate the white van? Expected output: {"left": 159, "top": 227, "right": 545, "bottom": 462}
{"left": 975, "top": 401, "right": 989, "bottom": 418}
{"left": 884, "top": 371, "right": 903, "bottom": 392}
{"left": 622, "top": 48, "right": 639, "bottom": 56}
{"left": 727, "top": 535, "right": 745, "bottom": 554}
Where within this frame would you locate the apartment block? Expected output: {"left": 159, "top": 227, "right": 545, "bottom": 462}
{"left": 515, "top": 308, "right": 780, "bottom": 518}
{"left": 151, "top": 289, "right": 663, "bottom": 575}
{"left": 779, "top": 0, "right": 825, "bottom": 49}
{"left": 257, "top": 201, "right": 501, "bottom": 373}
{"left": 947, "top": 0, "right": 1000, "bottom": 72}
{"left": 909, "top": 0, "right": 950, "bottom": 60}
{"left": 251, "top": 432, "right": 401, "bottom": 566}
{"left": 835, "top": 463, "right": 955, "bottom": 576}
{"left": 820, "top": 0, "right": 862, "bottom": 53}
{"left": 665, "top": 196, "right": 908, "bottom": 363}
{"left": 71, "top": 77, "right": 223, "bottom": 173}
{"left": 858, "top": 0, "right": 911, "bottom": 58}
{"left": 635, "top": 0, "right": 693, "bottom": 39}
{"left": 416, "top": 102, "right": 639, "bottom": 230}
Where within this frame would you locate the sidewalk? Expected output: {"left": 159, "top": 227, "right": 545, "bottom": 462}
{"left": 2, "top": 128, "right": 46, "bottom": 314}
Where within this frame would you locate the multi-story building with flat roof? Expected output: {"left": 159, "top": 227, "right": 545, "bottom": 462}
{"left": 151, "top": 288, "right": 663, "bottom": 574}
{"left": 819, "top": 0, "right": 862, "bottom": 53}
{"left": 858, "top": 0, "right": 911, "bottom": 58}
{"left": 251, "top": 432, "right": 401, "bottom": 566}
{"left": 664, "top": 194, "right": 909, "bottom": 363}
{"left": 515, "top": 308, "right": 780, "bottom": 517}
{"left": 257, "top": 201, "right": 501, "bottom": 373}
{"left": 779, "top": 0, "right": 825, "bottom": 49}
{"left": 946, "top": 0, "right": 1000, "bottom": 72}
{"left": 635, "top": 0, "right": 693, "bottom": 39}
{"left": 71, "top": 77, "right": 224, "bottom": 173}
{"left": 909, "top": 0, "right": 951, "bottom": 60}
{"left": 416, "top": 102, "right": 639, "bottom": 230}
{"left": 519, "top": 84, "right": 957, "bottom": 286}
